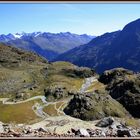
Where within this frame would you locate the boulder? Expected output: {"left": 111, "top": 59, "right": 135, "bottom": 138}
{"left": 95, "top": 117, "right": 114, "bottom": 127}
{"left": 76, "top": 128, "right": 90, "bottom": 137}
{"left": 44, "top": 86, "right": 69, "bottom": 101}
{"left": 62, "top": 67, "right": 95, "bottom": 78}
{"left": 38, "top": 127, "right": 46, "bottom": 132}
{"left": 0, "top": 122, "right": 4, "bottom": 133}
{"left": 117, "top": 129, "right": 131, "bottom": 137}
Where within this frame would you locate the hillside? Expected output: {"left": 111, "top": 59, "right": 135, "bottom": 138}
{"left": 99, "top": 68, "right": 140, "bottom": 118}
{"left": 0, "top": 32, "right": 94, "bottom": 60}
{"left": 0, "top": 44, "right": 140, "bottom": 137}
{"left": 0, "top": 43, "right": 95, "bottom": 123}
{"left": 54, "top": 18, "right": 140, "bottom": 73}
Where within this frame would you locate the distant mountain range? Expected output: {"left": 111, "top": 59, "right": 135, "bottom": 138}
{"left": 0, "top": 32, "right": 94, "bottom": 60}
{"left": 54, "top": 18, "right": 140, "bottom": 73}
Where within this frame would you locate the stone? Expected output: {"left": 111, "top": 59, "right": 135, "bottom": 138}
{"left": 71, "top": 128, "right": 77, "bottom": 133}
{"left": 117, "top": 129, "right": 131, "bottom": 137}
{"left": 101, "top": 131, "right": 106, "bottom": 137}
{"left": 38, "top": 127, "right": 46, "bottom": 132}
{"left": 95, "top": 117, "right": 114, "bottom": 127}
{"left": 129, "top": 128, "right": 138, "bottom": 137}
{"left": 77, "top": 128, "right": 90, "bottom": 137}
{"left": 0, "top": 123, "right": 4, "bottom": 133}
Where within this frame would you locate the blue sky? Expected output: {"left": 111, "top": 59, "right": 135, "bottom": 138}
{"left": 0, "top": 3, "right": 140, "bottom": 36}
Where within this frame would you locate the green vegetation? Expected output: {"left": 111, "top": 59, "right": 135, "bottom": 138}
{"left": 0, "top": 45, "right": 85, "bottom": 102}
{"left": 43, "top": 104, "right": 58, "bottom": 116}
{"left": 56, "top": 101, "right": 65, "bottom": 109}
{"left": 43, "top": 61, "right": 86, "bottom": 101}
{"left": 0, "top": 43, "right": 49, "bottom": 100}
{"left": 45, "top": 61, "right": 84, "bottom": 91}
{"left": 0, "top": 99, "right": 42, "bottom": 124}
{"left": 43, "top": 101, "right": 66, "bottom": 117}
{"left": 86, "top": 81, "right": 105, "bottom": 92}
{"left": 99, "top": 68, "right": 140, "bottom": 118}
{"left": 125, "top": 118, "right": 140, "bottom": 128}
{"left": 0, "top": 44, "right": 92, "bottom": 124}
{"left": 84, "top": 94, "right": 128, "bottom": 120}
{"left": 64, "top": 91, "right": 129, "bottom": 121}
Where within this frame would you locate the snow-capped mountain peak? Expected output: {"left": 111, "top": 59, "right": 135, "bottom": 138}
{"left": 13, "top": 33, "right": 23, "bottom": 39}
{"left": 31, "top": 32, "right": 42, "bottom": 37}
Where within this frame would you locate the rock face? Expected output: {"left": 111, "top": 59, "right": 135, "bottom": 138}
{"left": 64, "top": 92, "right": 129, "bottom": 121}
{"left": 99, "top": 68, "right": 140, "bottom": 117}
{"left": 44, "top": 86, "right": 69, "bottom": 101}
{"left": 98, "top": 68, "right": 134, "bottom": 85}
{"left": 76, "top": 128, "right": 90, "bottom": 137}
{"left": 117, "top": 129, "right": 131, "bottom": 137}
{"left": 95, "top": 117, "right": 114, "bottom": 127}
{"left": 63, "top": 67, "right": 96, "bottom": 78}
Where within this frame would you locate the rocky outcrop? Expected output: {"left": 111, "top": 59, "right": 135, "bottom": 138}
{"left": 64, "top": 91, "right": 129, "bottom": 121}
{"left": 62, "top": 67, "right": 96, "bottom": 78}
{"left": 95, "top": 117, "right": 114, "bottom": 127}
{"left": 98, "top": 68, "right": 134, "bottom": 85}
{"left": 99, "top": 68, "right": 140, "bottom": 117}
{"left": 68, "top": 117, "right": 140, "bottom": 137}
{"left": 44, "top": 86, "right": 71, "bottom": 101}
{"left": 0, "top": 43, "right": 47, "bottom": 68}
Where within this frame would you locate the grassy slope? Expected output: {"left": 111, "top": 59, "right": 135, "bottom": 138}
{"left": 46, "top": 61, "right": 84, "bottom": 91}
{"left": 43, "top": 104, "right": 58, "bottom": 116}
{"left": 0, "top": 44, "right": 85, "bottom": 124}
{"left": 43, "top": 101, "right": 66, "bottom": 117}
{"left": 86, "top": 81, "right": 106, "bottom": 93}
{"left": 0, "top": 99, "right": 42, "bottom": 124}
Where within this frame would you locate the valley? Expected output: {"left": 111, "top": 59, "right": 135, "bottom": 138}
{"left": 1, "top": 18, "right": 140, "bottom": 138}
{"left": 0, "top": 32, "right": 94, "bottom": 60}
{"left": 0, "top": 75, "right": 97, "bottom": 121}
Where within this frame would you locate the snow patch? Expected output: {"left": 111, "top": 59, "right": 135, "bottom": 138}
{"left": 13, "top": 33, "right": 23, "bottom": 39}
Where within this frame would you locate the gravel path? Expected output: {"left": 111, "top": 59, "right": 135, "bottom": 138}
{"left": 0, "top": 96, "right": 48, "bottom": 118}
{"left": 32, "top": 103, "right": 48, "bottom": 118}
{"left": 79, "top": 77, "right": 97, "bottom": 93}
{"left": 0, "top": 76, "right": 99, "bottom": 131}
{"left": 0, "top": 96, "right": 47, "bottom": 105}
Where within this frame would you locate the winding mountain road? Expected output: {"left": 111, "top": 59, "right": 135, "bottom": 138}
{"left": 0, "top": 76, "right": 98, "bottom": 119}
{"left": 0, "top": 96, "right": 47, "bottom": 105}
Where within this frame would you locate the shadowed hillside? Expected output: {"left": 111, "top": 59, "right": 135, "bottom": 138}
{"left": 54, "top": 18, "right": 140, "bottom": 73}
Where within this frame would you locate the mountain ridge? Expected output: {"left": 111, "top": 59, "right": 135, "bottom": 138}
{"left": 54, "top": 18, "right": 140, "bottom": 73}
{"left": 0, "top": 32, "right": 94, "bottom": 60}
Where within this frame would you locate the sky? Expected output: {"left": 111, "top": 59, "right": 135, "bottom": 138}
{"left": 0, "top": 3, "right": 140, "bottom": 36}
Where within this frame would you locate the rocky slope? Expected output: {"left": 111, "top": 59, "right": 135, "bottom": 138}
{"left": 0, "top": 43, "right": 89, "bottom": 98}
{"left": 99, "top": 68, "right": 140, "bottom": 118}
{"left": 0, "top": 43, "right": 140, "bottom": 138}
{"left": 0, "top": 43, "right": 96, "bottom": 124}
{"left": 0, "top": 116, "right": 140, "bottom": 137}
{"left": 63, "top": 68, "right": 140, "bottom": 126}
{"left": 64, "top": 91, "right": 130, "bottom": 121}
{"left": 54, "top": 18, "right": 140, "bottom": 73}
